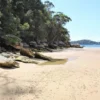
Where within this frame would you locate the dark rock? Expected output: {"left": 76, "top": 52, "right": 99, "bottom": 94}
{"left": 0, "top": 47, "right": 2, "bottom": 53}
{"left": 1, "top": 47, "right": 7, "bottom": 52}
{"left": 29, "top": 41, "right": 37, "bottom": 48}
{"left": 37, "top": 40, "right": 41, "bottom": 45}
{"left": 71, "top": 44, "right": 83, "bottom": 48}
{"left": 53, "top": 41, "right": 58, "bottom": 45}
{"left": 58, "top": 41, "right": 66, "bottom": 47}
{"left": 42, "top": 43, "right": 48, "bottom": 47}
{"left": 45, "top": 48, "right": 53, "bottom": 52}
{"left": 37, "top": 45, "right": 45, "bottom": 49}
{"left": 22, "top": 43, "right": 29, "bottom": 48}
{"left": 48, "top": 44, "right": 57, "bottom": 49}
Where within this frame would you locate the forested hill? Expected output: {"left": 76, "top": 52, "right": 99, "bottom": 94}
{"left": 0, "top": 0, "right": 72, "bottom": 51}
{"left": 71, "top": 39, "right": 100, "bottom": 45}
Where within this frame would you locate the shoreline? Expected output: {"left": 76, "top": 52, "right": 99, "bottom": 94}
{"left": 0, "top": 48, "right": 100, "bottom": 100}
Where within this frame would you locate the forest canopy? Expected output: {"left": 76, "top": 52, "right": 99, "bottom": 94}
{"left": 0, "top": 0, "right": 71, "bottom": 49}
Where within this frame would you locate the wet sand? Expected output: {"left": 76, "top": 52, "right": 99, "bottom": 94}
{"left": 0, "top": 48, "right": 100, "bottom": 100}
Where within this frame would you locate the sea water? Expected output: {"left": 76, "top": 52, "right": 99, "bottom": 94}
{"left": 81, "top": 44, "right": 100, "bottom": 48}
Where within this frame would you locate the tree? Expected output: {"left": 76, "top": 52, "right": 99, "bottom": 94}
{"left": 52, "top": 12, "right": 71, "bottom": 42}
{"left": 0, "top": 0, "right": 72, "bottom": 48}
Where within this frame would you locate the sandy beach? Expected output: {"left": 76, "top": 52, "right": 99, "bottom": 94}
{"left": 0, "top": 48, "right": 100, "bottom": 100}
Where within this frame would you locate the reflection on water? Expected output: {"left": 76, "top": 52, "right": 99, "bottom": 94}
{"left": 40, "top": 59, "right": 67, "bottom": 65}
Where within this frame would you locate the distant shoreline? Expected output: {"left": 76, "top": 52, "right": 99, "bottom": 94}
{"left": 80, "top": 44, "right": 100, "bottom": 48}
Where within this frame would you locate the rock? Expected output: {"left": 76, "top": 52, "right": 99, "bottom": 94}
{"left": 36, "top": 45, "right": 45, "bottom": 49}
{"left": 0, "top": 61, "right": 19, "bottom": 68}
{"left": 58, "top": 41, "right": 66, "bottom": 47}
{"left": 42, "top": 43, "right": 48, "bottom": 47}
{"left": 37, "top": 40, "right": 41, "bottom": 45}
{"left": 0, "top": 47, "right": 2, "bottom": 53}
{"left": 29, "top": 41, "right": 37, "bottom": 48}
{"left": 15, "top": 56, "right": 38, "bottom": 64}
{"left": 34, "top": 52, "right": 67, "bottom": 63}
{"left": 0, "top": 55, "right": 19, "bottom": 68}
{"left": 71, "top": 44, "right": 83, "bottom": 48}
{"left": 48, "top": 44, "right": 57, "bottom": 49}
{"left": 0, "top": 47, "right": 6, "bottom": 52}
{"left": 1, "top": 52, "right": 12, "bottom": 58}
{"left": 34, "top": 52, "right": 54, "bottom": 61}
{"left": 45, "top": 48, "right": 53, "bottom": 52}
{"left": 22, "top": 42, "right": 29, "bottom": 48}
{"left": 20, "top": 48, "right": 34, "bottom": 58}
{"left": 1, "top": 52, "right": 19, "bottom": 59}
{"left": 66, "top": 42, "right": 71, "bottom": 47}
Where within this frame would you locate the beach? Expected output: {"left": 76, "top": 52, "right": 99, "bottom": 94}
{"left": 0, "top": 48, "right": 100, "bottom": 100}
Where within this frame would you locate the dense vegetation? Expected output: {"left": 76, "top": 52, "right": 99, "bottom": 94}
{"left": 0, "top": 0, "right": 71, "bottom": 50}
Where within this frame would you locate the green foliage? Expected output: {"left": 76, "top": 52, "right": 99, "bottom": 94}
{"left": 20, "top": 22, "right": 30, "bottom": 30}
{"left": 0, "top": 11, "right": 3, "bottom": 18}
{"left": 0, "top": 0, "right": 71, "bottom": 46}
{"left": 2, "top": 35, "right": 21, "bottom": 45}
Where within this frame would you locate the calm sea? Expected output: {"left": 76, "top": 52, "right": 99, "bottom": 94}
{"left": 81, "top": 44, "right": 100, "bottom": 48}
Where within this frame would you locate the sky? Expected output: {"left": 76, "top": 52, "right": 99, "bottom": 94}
{"left": 41, "top": 0, "right": 100, "bottom": 41}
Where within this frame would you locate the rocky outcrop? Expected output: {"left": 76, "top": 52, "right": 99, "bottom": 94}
{"left": 48, "top": 43, "right": 58, "bottom": 49}
{"left": 34, "top": 52, "right": 54, "bottom": 61}
{"left": 15, "top": 56, "right": 38, "bottom": 64}
{"left": 58, "top": 41, "right": 67, "bottom": 47}
{"left": 20, "top": 48, "right": 34, "bottom": 58}
{"left": 29, "top": 41, "right": 37, "bottom": 48}
{"left": 0, "top": 55, "right": 19, "bottom": 68}
{"left": 22, "top": 43, "right": 29, "bottom": 48}
{"left": 71, "top": 44, "right": 83, "bottom": 48}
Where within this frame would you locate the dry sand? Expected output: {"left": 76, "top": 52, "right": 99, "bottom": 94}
{"left": 0, "top": 48, "right": 100, "bottom": 100}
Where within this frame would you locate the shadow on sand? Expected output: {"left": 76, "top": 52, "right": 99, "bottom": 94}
{"left": 0, "top": 72, "right": 42, "bottom": 99}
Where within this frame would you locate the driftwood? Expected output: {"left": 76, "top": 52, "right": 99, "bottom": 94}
{"left": 0, "top": 61, "right": 19, "bottom": 68}
{"left": 15, "top": 56, "right": 38, "bottom": 64}
{"left": 20, "top": 48, "right": 34, "bottom": 58}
